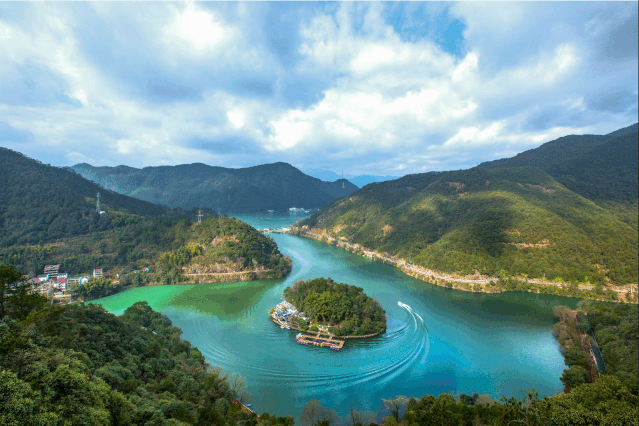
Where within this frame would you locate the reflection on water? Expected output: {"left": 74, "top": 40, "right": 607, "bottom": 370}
{"left": 93, "top": 214, "right": 579, "bottom": 419}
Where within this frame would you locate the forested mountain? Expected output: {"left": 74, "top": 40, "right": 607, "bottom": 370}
{"left": 0, "top": 148, "right": 290, "bottom": 288}
{"left": 1, "top": 215, "right": 291, "bottom": 294}
{"left": 70, "top": 161, "right": 358, "bottom": 213}
{"left": 0, "top": 148, "right": 185, "bottom": 248}
{"left": 298, "top": 126, "right": 638, "bottom": 286}
{"left": 480, "top": 125, "right": 638, "bottom": 204}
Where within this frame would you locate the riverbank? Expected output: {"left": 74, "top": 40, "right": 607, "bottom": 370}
{"left": 289, "top": 226, "right": 637, "bottom": 304}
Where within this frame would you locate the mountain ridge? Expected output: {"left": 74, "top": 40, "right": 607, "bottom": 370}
{"left": 298, "top": 126, "right": 638, "bottom": 287}
{"left": 71, "top": 161, "right": 358, "bottom": 213}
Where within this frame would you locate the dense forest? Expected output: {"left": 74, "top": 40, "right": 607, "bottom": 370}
{"left": 283, "top": 278, "right": 386, "bottom": 337}
{"left": 0, "top": 216, "right": 291, "bottom": 300}
{"left": 0, "top": 147, "right": 186, "bottom": 248}
{"left": 0, "top": 265, "right": 270, "bottom": 425}
{"left": 553, "top": 301, "right": 638, "bottom": 395}
{"left": 298, "top": 156, "right": 637, "bottom": 286}
{"left": 2, "top": 267, "right": 636, "bottom": 426}
{"left": 71, "top": 161, "right": 358, "bottom": 213}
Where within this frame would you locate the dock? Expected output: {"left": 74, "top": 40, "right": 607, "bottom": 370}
{"left": 295, "top": 332, "right": 344, "bottom": 350}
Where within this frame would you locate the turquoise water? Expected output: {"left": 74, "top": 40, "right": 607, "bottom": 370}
{"left": 93, "top": 213, "right": 579, "bottom": 419}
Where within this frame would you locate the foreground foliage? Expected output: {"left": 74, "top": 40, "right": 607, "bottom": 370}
{"left": 1, "top": 267, "right": 636, "bottom": 425}
{"left": 0, "top": 300, "right": 257, "bottom": 426}
{"left": 283, "top": 278, "right": 386, "bottom": 336}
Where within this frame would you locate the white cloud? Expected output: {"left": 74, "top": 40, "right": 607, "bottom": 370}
{"left": 164, "top": 2, "right": 231, "bottom": 56}
{"left": 227, "top": 110, "right": 245, "bottom": 129}
{"left": 0, "top": 2, "right": 635, "bottom": 175}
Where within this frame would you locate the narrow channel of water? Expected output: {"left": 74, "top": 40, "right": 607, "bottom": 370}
{"left": 93, "top": 213, "right": 579, "bottom": 419}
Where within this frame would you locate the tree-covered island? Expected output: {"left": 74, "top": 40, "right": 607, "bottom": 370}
{"left": 280, "top": 278, "right": 386, "bottom": 337}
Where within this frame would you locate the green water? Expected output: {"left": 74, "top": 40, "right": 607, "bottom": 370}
{"left": 93, "top": 213, "right": 580, "bottom": 419}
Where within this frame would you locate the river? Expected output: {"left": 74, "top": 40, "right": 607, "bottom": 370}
{"left": 92, "top": 213, "right": 579, "bottom": 420}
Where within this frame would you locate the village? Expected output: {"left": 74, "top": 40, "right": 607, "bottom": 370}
{"left": 26, "top": 264, "right": 106, "bottom": 304}
{"left": 26, "top": 263, "right": 150, "bottom": 304}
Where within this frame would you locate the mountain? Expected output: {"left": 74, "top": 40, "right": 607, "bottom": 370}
{"left": 298, "top": 126, "right": 638, "bottom": 286}
{"left": 71, "top": 162, "right": 358, "bottom": 213}
{"left": 304, "top": 168, "right": 400, "bottom": 188}
{"left": 0, "top": 148, "right": 290, "bottom": 282}
{"left": 480, "top": 125, "right": 638, "bottom": 204}
{"left": 348, "top": 174, "right": 401, "bottom": 188}
{"left": 0, "top": 147, "right": 180, "bottom": 247}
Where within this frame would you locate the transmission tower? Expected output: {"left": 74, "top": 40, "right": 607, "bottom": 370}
{"left": 197, "top": 210, "right": 203, "bottom": 223}
{"left": 96, "top": 192, "right": 101, "bottom": 212}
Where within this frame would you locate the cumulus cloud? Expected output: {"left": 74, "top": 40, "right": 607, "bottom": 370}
{"left": 0, "top": 2, "right": 635, "bottom": 175}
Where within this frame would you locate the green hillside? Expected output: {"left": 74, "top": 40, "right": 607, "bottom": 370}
{"left": 0, "top": 148, "right": 186, "bottom": 248}
{"left": 0, "top": 148, "right": 290, "bottom": 292}
{"left": 481, "top": 128, "right": 638, "bottom": 205}
{"left": 71, "top": 161, "right": 358, "bottom": 213}
{"left": 299, "top": 166, "right": 637, "bottom": 285}
{"left": 0, "top": 299, "right": 265, "bottom": 425}
{"left": 0, "top": 216, "right": 291, "bottom": 296}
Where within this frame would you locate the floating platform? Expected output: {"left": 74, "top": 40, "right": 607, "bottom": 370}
{"left": 295, "top": 332, "right": 344, "bottom": 351}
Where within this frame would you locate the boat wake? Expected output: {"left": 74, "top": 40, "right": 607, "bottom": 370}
{"left": 191, "top": 300, "right": 432, "bottom": 394}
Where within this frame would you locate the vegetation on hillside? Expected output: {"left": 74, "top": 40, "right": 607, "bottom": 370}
{"left": 71, "top": 161, "right": 358, "bottom": 213}
{"left": 0, "top": 216, "right": 291, "bottom": 301}
{"left": 0, "top": 265, "right": 263, "bottom": 425}
{"left": 299, "top": 165, "right": 638, "bottom": 286}
{"left": 0, "top": 147, "right": 185, "bottom": 248}
{"left": 283, "top": 278, "right": 386, "bottom": 337}
{"left": 553, "top": 301, "right": 638, "bottom": 394}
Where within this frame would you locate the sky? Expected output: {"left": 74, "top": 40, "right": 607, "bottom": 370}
{"left": 0, "top": 2, "right": 637, "bottom": 177}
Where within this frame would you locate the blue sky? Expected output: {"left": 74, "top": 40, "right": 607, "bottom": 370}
{"left": 0, "top": 2, "right": 637, "bottom": 177}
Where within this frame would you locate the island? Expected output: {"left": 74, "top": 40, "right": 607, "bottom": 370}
{"left": 270, "top": 277, "right": 386, "bottom": 350}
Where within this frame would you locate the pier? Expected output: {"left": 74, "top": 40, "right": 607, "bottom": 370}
{"left": 295, "top": 332, "right": 344, "bottom": 350}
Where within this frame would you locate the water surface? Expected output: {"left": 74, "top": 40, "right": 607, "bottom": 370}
{"left": 94, "top": 213, "right": 579, "bottom": 419}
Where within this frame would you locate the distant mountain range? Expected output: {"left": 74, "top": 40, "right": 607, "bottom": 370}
{"left": 299, "top": 124, "right": 638, "bottom": 285}
{"left": 304, "top": 168, "right": 399, "bottom": 188}
{"left": 70, "top": 162, "right": 358, "bottom": 213}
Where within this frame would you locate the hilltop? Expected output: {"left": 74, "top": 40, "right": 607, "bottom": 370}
{"left": 0, "top": 147, "right": 185, "bottom": 248}
{"left": 71, "top": 161, "right": 358, "bottom": 213}
{"left": 297, "top": 126, "right": 638, "bottom": 290}
{"left": 480, "top": 123, "right": 638, "bottom": 206}
{"left": 0, "top": 148, "right": 291, "bottom": 292}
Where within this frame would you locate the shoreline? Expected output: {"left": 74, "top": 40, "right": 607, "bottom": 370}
{"left": 288, "top": 226, "right": 637, "bottom": 305}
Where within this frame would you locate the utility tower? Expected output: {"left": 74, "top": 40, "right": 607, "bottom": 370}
{"left": 197, "top": 210, "right": 203, "bottom": 223}
{"left": 342, "top": 169, "right": 345, "bottom": 189}
{"left": 96, "top": 192, "right": 101, "bottom": 212}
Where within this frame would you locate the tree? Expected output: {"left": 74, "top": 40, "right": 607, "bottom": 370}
{"left": 0, "top": 370, "right": 57, "bottom": 425}
{"left": 300, "top": 400, "right": 337, "bottom": 426}
{"left": 382, "top": 395, "right": 408, "bottom": 421}
{"left": 0, "top": 264, "right": 25, "bottom": 319}
{"left": 0, "top": 264, "right": 46, "bottom": 321}
{"left": 560, "top": 365, "right": 591, "bottom": 392}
